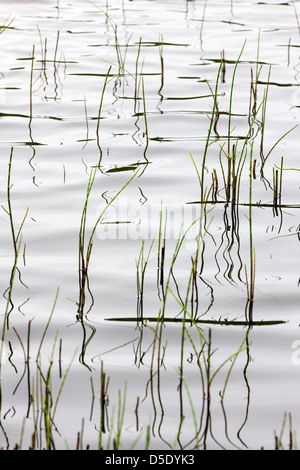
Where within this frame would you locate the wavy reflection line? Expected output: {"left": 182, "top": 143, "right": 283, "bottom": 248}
{"left": 3, "top": 149, "right": 29, "bottom": 329}
{"left": 77, "top": 315, "right": 96, "bottom": 371}
{"left": 156, "top": 322, "right": 171, "bottom": 449}
{"left": 137, "top": 319, "right": 171, "bottom": 447}
{"left": 220, "top": 399, "right": 243, "bottom": 450}
{"left": 214, "top": 203, "right": 245, "bottom": 287}
{"left": 214, "top": 205, "right": 233, "bottom": 285}
{"left": 28, "top": 45, "right": 36, "bottom": 172}
{"left": 236, "top": 328, "right": 251, "bottom": 447}
{"left": 0, "top": 421, "right": 9, "bottom": 450}
{"left": 156, "top": 35, "right": 164, "bottom": 114}
{"left": 192, "top": 230, "right": 216, "bottom": 320}
{"left": 7, "top": 341, "right": 18, "bottom": 374}
{"left": 148, "top": 318, "right": 161, "bottom": 439}
{"left": 11, "top": 326, "right": 27, "bottom": 397}
{"left": 219, "top": 327, "right": 252, "bottom": 450}
{"left": 53, "top": 30, "right": 61, "bottom": 102}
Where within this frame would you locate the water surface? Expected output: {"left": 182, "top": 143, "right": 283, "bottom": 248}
{"left": 0, "top": 0, "right": 299, "bottom": 450}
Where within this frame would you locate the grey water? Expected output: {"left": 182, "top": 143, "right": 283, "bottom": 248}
{"left": 0, "top": 0, "right": 299, "bottom": 450}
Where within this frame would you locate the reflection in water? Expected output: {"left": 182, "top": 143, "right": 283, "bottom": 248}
{"left": 157, "top": 36, "right": 164, "bottom": 114}
{"left": 2, "top": 149, "right": 29, "bottom": 330}
{"left": 0, "top": 0, "right": 299, "bottom": 450}
{"left": 118, "top": 208, "right": 258, "bottom": 448}
{"left": 28, "top": 28, "right": 67, "bottom": 174}
{"left": 236, "top": 327, "right": 251, "bottom": 448}
{"left": 199, "top": 0, "right": 208, "bottom": 51}
{"left": 53, "top": 31, "right": 62, "bottom": 102}
{"left": 77, "top": 314, "right": 96, "bottom": 371}
{"left": 28, "top": 46, "right": 37, "bottom": 172}
{"left": 131, "top": 317, "right": 253, "bottom": 449}
{"left": 35, "top": 28, "right": 66, "bottom": 104}
{"left": 214, "top": 203, "right": 244, "bottom": 287}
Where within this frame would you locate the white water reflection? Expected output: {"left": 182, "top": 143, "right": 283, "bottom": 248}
{"left": 0, "top": 0, "right": 299, "bottom": 450}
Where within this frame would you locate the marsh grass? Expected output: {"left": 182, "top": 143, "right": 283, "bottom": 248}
{"left": 274, "top": 412, "right": 297, "bottom": 450}
{"left": 131, "top": 286, "right": 253, "bottom": 449}
{"left": 1, "top": 290, "right": 149, "bottom": 450}
{"left": 96, "top": 66, "right": 112, "bottom": 167}
{"left": 136, "top": 237, "right": 156, "bottom": 322}
{"left": 189, "top": 39, "right": 298, "bottom": 215}
{"left": 183, "top": 42, "right": 299, "bottom": 325}
{"left": 1, "top": 5, "right": 299, "bottom": 451}
{"left": 78, "top": 168, "right": 138, "bottom": 316}
{"left": 98, "top": 360, "right": 110, "bottom": 448}
{"left": 110, "top": 199, "right": 285, "bottom": 326}
{"left": 0, "top": 149, "right": 29, "bottom": 341}
{"left": 244, "top": 144, "right": 256, "bottom": 322}
{"left": 0, "top": 290, "right": 75, "bottom": 450}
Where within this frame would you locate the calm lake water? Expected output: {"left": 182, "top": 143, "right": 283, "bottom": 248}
{"left": 0, "top": 0, "right": 299, "bottom": 450}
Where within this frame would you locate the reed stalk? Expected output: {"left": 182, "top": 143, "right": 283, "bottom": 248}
{"left": 142, "top": 77, "right": 149, "bottom": 162}
{"left": 201, "top": 62, "right": 223, "bottom": 202}
{"left": 78, "top": 168, "right": 138, "bottom": 315}
{"left": 96, "top": 66, "right": 112, "bottom": 167}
